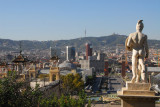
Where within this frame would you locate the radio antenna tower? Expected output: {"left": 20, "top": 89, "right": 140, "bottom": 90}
{"left": 85, "top": 28, "right": 86, "bottom": 37}
{"left": 19, "top": 41, "right": 22, "bottom": 55}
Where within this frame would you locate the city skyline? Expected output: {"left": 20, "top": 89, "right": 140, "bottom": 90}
{"left": 0, "top": 0, "right": 160, "bottom": 41}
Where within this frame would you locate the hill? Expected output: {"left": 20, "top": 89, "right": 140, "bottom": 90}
{"left": 0, "top": 34, "right": 160, "bottom": 51}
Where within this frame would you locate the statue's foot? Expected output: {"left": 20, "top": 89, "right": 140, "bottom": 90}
{"left": 131, "top": 77, "right": 136, "bottom": 83}
{"left": 136, "top": 77, "right": 140, "bottom": 83}
{"left": 141, "top": 80, "right": 146, "bottom": 83}
{"left": 131, "top": 79, "right": 135, "bottom": 83}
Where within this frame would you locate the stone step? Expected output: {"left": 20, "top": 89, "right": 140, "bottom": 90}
{"left": 122, "top": 87, "right": 127, "bottom": 91}
{"left": 122, "top": 90, "right": 155, "bottom": 96}
{"left": 126, "top": 82, "right": 151, "bottom": 91}
{"left": 117, "top": 91, "right": 122, "bottom": 95}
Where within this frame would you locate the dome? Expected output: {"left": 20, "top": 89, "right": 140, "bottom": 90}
{"left": 58, "top": 60, "right": 75, "bottom": 69}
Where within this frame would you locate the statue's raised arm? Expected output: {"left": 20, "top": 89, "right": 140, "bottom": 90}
{"left": 125, "top": 34, "right": 133, "bottom": 51}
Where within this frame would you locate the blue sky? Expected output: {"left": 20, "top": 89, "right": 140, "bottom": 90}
{"left": 0, "top": 0, "right": 160, "bottom": 41}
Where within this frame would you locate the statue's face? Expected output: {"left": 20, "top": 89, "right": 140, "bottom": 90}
{"left": 136, "top": 23, "right": 143, "bottom": 32}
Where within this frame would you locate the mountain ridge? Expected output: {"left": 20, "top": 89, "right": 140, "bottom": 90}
{"left": 0, "top": 34, "right": 159, "bottom": 51}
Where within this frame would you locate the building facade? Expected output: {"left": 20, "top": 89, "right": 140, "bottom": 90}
{"left": 66, "top": 46, "right": 75, "bottom": 61}
{"left": 80, "top": 52, "right": 105, "bottom": 72}
{"left": 50, "top": 47, "right": 61, "bottom": 58}
{"left": 86, "top": 43, "right": 92, "bottom": 60}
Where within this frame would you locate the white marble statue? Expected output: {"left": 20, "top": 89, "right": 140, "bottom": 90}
{"left": 125, "top": 20, "right": 149, "bottom": 83}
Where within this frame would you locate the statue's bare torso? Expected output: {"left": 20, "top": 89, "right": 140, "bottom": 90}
{"left": 128, "top": 32, "right": 147, "bottom": 58}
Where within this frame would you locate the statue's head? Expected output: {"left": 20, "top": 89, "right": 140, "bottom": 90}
{"left": 136, "top": 20, "right": 144, "bottom": 32}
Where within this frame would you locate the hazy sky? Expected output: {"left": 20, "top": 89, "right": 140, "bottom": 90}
{"left": 0, "top": 0, "right": 159, "bottom": 41}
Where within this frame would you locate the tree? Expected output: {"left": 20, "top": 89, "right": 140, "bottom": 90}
{"left": 0, "top": 74, "right": 86, "bottom": 107}
{"left": 86, "top": 76, "right": 94, "bottom": 86}
{"left": 61, "top": 73, "right": 84, "bottom": 95}
{"left": 0, "top": 77, "right": 42, "bottom": 107}
{"left": 39, "top": 90, "right": 88, "bottom": 107}
{"left": 39, "top": 94, "right": 58, "bottom": 107}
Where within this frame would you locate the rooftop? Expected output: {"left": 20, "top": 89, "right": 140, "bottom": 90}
{"left": 147, "top": 67, "right": 160, "bottom": 72}
{"left": 12, "top": 54, "right": 29, "bottom": 63}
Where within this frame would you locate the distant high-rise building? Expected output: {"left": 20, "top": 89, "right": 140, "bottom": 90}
{"left": 80, "top": 59, "right": 104, "bottom": 73}
{"left": 66, "top": 46, "right": 75, "bottom": 61}
{"left": 50, "top": 47, "right": 61, "bottom": 58}
{"left": 86, "top": 43, "right": 92, "bottom": 60}
{"left": 97, "top": 52, "right": 105, "bottom": 61}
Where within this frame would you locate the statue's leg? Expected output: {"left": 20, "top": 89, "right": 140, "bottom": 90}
{"left": 131, "top": 52, "right": 138, "bottom": 83}
{"left": 136, "top": 63, "right": 141, "bottom": 83}
{"left": 139, "top": 57, "right": 146, "bottom": 83}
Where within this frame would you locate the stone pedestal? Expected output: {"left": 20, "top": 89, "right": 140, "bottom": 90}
{"left": 118, "top": 82, "right": 160, "bottom": 107}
